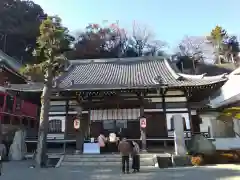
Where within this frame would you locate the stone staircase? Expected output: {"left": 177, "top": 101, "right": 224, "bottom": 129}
{"left": 60, "top": 153, "right": 158, "bottom": 167}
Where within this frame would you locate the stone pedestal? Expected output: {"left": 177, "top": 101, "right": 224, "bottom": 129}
{"left": 173, "top": 114, "right": 187, "bottom": 155}
{"left": 171, "top": 155, "right": 192, "bottom": 167}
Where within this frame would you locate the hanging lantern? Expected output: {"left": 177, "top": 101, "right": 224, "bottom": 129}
{"left": 74, "top": 118, "right": 80, "bottom": 129}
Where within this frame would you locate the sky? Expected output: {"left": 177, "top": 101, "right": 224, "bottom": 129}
{"left": 32, "top": 0, "right": 240, "bottom": 51}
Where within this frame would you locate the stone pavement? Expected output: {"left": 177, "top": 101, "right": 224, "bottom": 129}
{"left": 2, "top": 161, "right": 240, "bottom": 180}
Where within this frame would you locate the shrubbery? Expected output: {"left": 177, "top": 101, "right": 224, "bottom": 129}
{"left": 191, "top": 155, "right": 204, "bottom": 166}
{"left": 190, "top": 151, "right": 240, "bottom": 166}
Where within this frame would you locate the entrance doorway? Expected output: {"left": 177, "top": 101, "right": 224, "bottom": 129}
{"left": 89, "top": 109, "right": 140, "bottom": 139}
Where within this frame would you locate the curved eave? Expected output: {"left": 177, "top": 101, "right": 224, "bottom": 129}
{"left": 186, "top": 81, "right": 227, "bottom": 102}
{"left": 5, "top": 79, "right": 227, "bottom": 94}
{"left": 178, "top": 73, "right": 228, "bottom": 81}
{"left": 209, "top": 73, "right": 240, "bottom": 108}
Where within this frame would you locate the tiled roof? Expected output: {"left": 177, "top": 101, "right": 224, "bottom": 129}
{"left": 6, "top": 57, "right": 228, "bottom": 92}
{"left": 0, "top": 50, "right": 22, "bottom": 72}
{"left": 0, "top": 50, "right": 27, "bottom": 81}
{"left": 6, "top": 82, "right": 44, "bottom": 92}
{"left": 56, "top": 57, "right": 227, "bottom": 90}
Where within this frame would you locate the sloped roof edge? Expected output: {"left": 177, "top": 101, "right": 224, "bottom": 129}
{"left": 0, "top": 50, "right": 22, "bottom": 71}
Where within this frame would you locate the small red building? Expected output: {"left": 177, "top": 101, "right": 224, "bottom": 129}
{"left": 0, "top": 50, "right": 39, "bottom": 142}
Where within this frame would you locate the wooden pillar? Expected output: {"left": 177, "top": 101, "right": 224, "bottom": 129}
{"left": 139, "top": 92, "right": 146, "bottom": 152}
{"left": 185, "top": 90, "right": 194, "bottom": 135}
{"left": 63, "top": 99, "right": 69, "bottom": 154}
{"left": 187, "top": 103, "right": 194, "bottom": 135}
{"left": 88, "top": 111, "right": 91, "bottom": 138}
{"left": 75, "top": 95, "right": 83, "bottom": 154}
{"left": 161, "top": 88, "right": 167, "bottom": 147}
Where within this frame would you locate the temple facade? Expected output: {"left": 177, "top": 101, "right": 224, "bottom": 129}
{"left": 6, "top": 57, "right": 228, "bottom": 151}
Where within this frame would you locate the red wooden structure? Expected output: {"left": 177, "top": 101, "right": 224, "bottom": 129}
{"left": 0, "top": 90, "right": 39, "bottom": 134}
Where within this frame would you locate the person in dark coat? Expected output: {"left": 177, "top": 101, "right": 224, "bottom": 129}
{"left": 118, "top": 138, "right": 132, "bottom": 174}
{"left": 131, "top": 141, "right": 140, "bottom": 172}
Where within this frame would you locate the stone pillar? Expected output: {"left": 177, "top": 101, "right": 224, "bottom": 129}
{"left": 173, "top": 114, "right": 187, "bottom": 155}
{"left": 233, "top": 118, "right": 240, "bottom": 137}
{"left": 209, "top": 117, "right": 217, "bottom": 138}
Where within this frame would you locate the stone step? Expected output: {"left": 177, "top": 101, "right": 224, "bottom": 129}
{"left": 64, "top": 157, "right": 153, "bottom": 162}
{"left": 59, "top": 153, "right": 171, "bottom": 167}
{"left": 63, "top": 153, "right": 158, "bottom": 158}
{"left": 61, "top": 160, "right": 154, "bottom": 167}
{"left": 61, "top": 155, "right": 155, "bottom": 167}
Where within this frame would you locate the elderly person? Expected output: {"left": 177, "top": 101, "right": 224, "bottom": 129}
{"left": 131, "top": 141, "right": 140, "bottom": 173}
{"left": 118, "top": 138, "right": 132, "bottom": 174}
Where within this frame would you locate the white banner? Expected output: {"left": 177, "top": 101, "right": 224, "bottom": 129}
{"left": 90, "top": 109, "right": 140, "bottom": 121}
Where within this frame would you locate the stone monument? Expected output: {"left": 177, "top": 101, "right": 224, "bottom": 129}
{"left": 0, "top": 144, "right": 6, "bottom": 160}
{"left": 171, "top": 114, "right": 191, "bottom": 166}
{"left": 8, "top": 129, "right": 27, "bottom": 161}
{"left": 173, "top": 114, "right": 187, "bottom": 155}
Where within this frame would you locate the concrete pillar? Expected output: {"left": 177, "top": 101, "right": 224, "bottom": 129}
{"left": 173, "top": 114, "right": 187, "bottom": 155}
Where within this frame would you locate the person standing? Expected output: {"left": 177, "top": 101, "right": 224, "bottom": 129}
{"left": 98, "top": 133, "right": 106, "bottom": 153}
{"left": 131, "top": 141, "right": 140, "bottom": 173}
{"left": 118, "top": 138, "right": 132, "bottom": 174}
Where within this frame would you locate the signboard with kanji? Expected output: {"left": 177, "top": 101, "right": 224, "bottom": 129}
{"left": 140, "top": 117, "right": 146, "bottom": 128}
{"left": 74, "top": 119, "right": 80, "bottom": 129}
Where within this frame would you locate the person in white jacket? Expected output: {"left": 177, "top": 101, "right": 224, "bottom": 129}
{"left": 98, "top": 133, "right": 106, "bottom": 153}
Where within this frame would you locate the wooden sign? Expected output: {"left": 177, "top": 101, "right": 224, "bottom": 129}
{"left": 140, "top": 117, "right": 146, "bottom": 128}
{"left": 74, "top": 119, "right": 80, "bottom": 129}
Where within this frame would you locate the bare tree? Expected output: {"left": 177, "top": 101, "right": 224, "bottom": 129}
{"left": 175, "top": 36, "right": 206, "bottom": 73}
{"left": 178, "top": 36, "right": 205, "bottom": 61}
{"left": 128, "top": 21, "right": 166, "bottom": 56}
